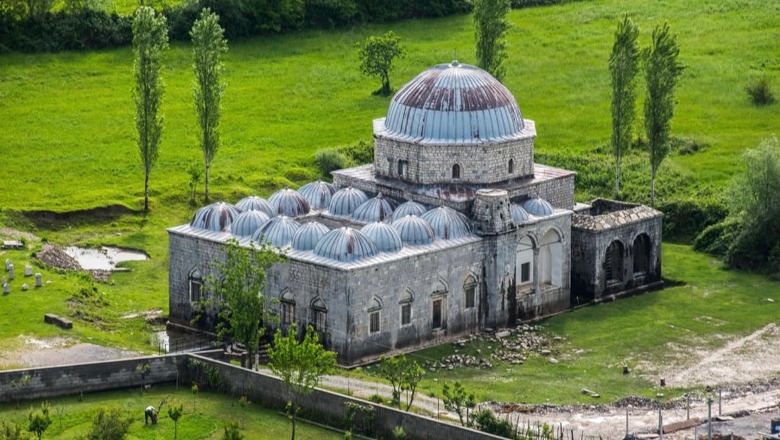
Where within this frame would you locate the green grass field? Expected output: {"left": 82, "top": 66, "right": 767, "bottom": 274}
{"left": 0, "top": 385, "right": 343, "bottom": 439}
{"left": 0, "top": 0, "right": 779, "bottom": 404}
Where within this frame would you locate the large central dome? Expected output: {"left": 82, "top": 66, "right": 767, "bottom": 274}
{"left": 383, "top": 61, "right": 524, "bottom": 143}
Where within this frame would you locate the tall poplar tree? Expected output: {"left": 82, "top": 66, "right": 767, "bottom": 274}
{"left": 474, "top": 0, "right": 510, "bottom": 82}
{"left": 643, "top": 22, "right": 684, "bottom": 207}
{"left": 191, "top": 8, "right": 228, "bottom": 203}
{"left": 609, "top": 15, "right": 639, "bottom": 198}
{"left": 132, "top": 6, "right": 168, "bottom": 213}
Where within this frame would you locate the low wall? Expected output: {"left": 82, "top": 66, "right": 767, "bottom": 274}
{"left": 188, "top": 354, "right": 504, "bottom": 440}
{"left": 0, "top": 354, "right": 185, "bottom": 404}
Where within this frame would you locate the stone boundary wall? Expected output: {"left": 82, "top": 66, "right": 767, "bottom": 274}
{"left": 0, "top": 354, "right": 186, "bottom": 404}
{"left": 187, "top": 354, "right": 505, "bottom": 440}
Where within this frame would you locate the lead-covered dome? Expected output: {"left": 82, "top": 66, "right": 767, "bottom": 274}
{"left": 392, "top": 215, "right": 435, "bottom": 245}
{"left": 522, "top": 197, "right": 554, "bottom": 217}
{"left": 384, "top": 61, "right": 524, "bottom": 143}
{"left": 291, "top": 221, "right": 330, "bottom": 251}
{"left": 313, "top": 227, "right": 378, "bottom": 262}
{"left": 361, "top": 222, "right": 403, "bottom": 252}
{"left": 352, "top": 193, "right": 394, "bottom": 223}
{"left": 230, "top": 209, "right": 271, "bottom": 237}
{"left": 269, "top": 188, "right": 310, "bottom": 217}
{"left": 392, "top": 200, "right": 427, "bottom": 221}
{"left": 252, "top": 215, "right": 301, "bottom": 247}
{"left": 298, "top": 181, "right": 336, "bottom": 210}
{"left": 235, "top": 195, "right": 276, "bottom": 217}
{"left": 328, "top": 187, "right": 369, "bottom": 216}
{"left": 510, "top": 203, "right": 531, "bottom": 223}
{"left": 421, "top": 206, "right": 471, "bottom": 239}
{"left": 191, "top": 202, "right": 240, "bottom": 232}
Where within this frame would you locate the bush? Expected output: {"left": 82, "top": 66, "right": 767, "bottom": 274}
{"left": 84, "top": 408, "right": 131, "bottom": 440}
{"left": 470, "top": 408, "right": 514, "bottom": 438}
{"left": 745, "top": 76, "right": 776, "bottom": 106}
{"left": 339, "top": 139, "right": 374, "bottom": 165}
{"left": 315, "top": 149, "right": 348, "bottom": 178}
{"left": 222, "top": 422, "right": 244, "bottom": 440}
{"left": 656, "top": 198, "right": 728, "bottom": 243}
{"left": 367, "top": 394, "right": 384, "bottom": 404}
{"left": 692, "top": 217, "right": 739, "bottom": 256}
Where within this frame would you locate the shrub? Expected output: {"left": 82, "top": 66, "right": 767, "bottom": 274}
{"left": 339, "top": 139, "right": 374, "bottom": 165}
{"left": 656, "top": 198, "right": 728, "bottom": 243}
{"left": 470, "top": 408, "right": 514, "bottom": 438}
{"left": 222, "top": 422, "right": 244, "bottom": 440}
{"left": 693, "top": 217, "right": 739, "bottom": 256}
{"left": 745, "top": 76, "right": 775, "bottom": 106}
{"left": 367, "top": 394, "right": 384, "bottom": 404}
{"left": 315, "top": 149, "right": 348, "bottom": 178}
{"left": 84, "top": 408, "right": 131, "bottom": 440}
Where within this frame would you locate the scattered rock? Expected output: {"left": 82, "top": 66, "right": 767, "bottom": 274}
{"left": 36, "top": 244, "right": 80, "bottom": 271}
{"left": 548, "top": 358, "right": 559, "bottom": 364}
{"left": 581, "top": 387, "right": 600, "bottom": 398}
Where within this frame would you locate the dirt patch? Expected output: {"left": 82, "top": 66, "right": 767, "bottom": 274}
{"left": 36, "top": 243, "right": 81, "bottom": 271}
{"left": 0, "top": 228, "right": 38, "bottom": 242}
{"left": 122, "top": 308, "right": 166, "bottom": 326}
{"left": 21, "top": 204, "right": 137, "bottom": 230}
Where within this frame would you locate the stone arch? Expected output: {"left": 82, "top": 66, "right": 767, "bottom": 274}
{"left": 633, "top": 233, "right": 652, "bottom": 275}
{"left": 310, "top": 296, "right": 327, "bottom": 333}
{"left": 452, "top": 163, "right": 461, "bottom": 179}
{"left": 539, "top": 229, "right": 563, "bottom": 287}
{"left": 399, "top": 289, "right": 414, "bottom": 326}
{"left": 399, "top": 289, "right": 414, "bottom": 304}
{"left": 280, "top": 288, "right": 296, "bottom": 324}
{"left": 463, "top": 274, "right": 478, "bottom": 309}
{"left": 369, "top": 296, "right": 383, "bottom": 311}
{"left": 188, "top": 267, "right": 203, "bottom": 302}
{"left": 368, "top": 296, "right": 382, "bottom": 334}
{"left": 434, "top": 277, "right": 449, "bottom": 294}
{"left": 605, "top": 240, "right": 624, "bottom": 284}
{"left": 508, "top": 158, "right": 514, "bottom": 174}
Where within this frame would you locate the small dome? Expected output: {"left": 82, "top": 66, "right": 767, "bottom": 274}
{"left": 421, "top": 206, "right": 471, "bottom": 239}
{"left": 328, "top": 187, "right": 369, "bottom": 216}
{"left": 191, "top": 202, "right": 240, "bottom": 232}
{"left": 522, "top": 198, "right": 554, "bottom": 217}
{"left": 291, "top": 222, "right": 330, "bottom": 251}
{"left": 313, "top": 227, "right": 378, "bottom": 262}
{"left": 392, "top": 215, "right": 435, "bottom": 245}
{"left": 352, "top": 193, "right": 394, "bottom": 223}
{"left": 269, "top": 188, "right": 310, "bottom": 217}
{"left": 510, "top": 203, "right": 531, "bottom": 223}
{"left": 384, "top": 62, "right": 524, "bottom": 143}
{"left": 235, "top": 195, "right": 276, "bottom": 217}
{"left": 391, "top": 200, "right": 427, "bottom": 221}
{"left": 251, "top": 215, "right": 301, "bottom": 247}
{"left": 230, "top": 209, "right": 271, "bottom": 237}
{"left": 298, "top": 181, "right": 336, "bottom": 210}
{"left": 361, "top": 222, "right": 403, "bottom": 252}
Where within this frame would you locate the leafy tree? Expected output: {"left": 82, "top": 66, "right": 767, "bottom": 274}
{"left": 473, "top": 0, "right": 510, "bottom": 81}
{"left": 191, "top": 384, "right": 199, "bottom": 411}
{"left": 27, "top": 403, "right": 51, "bottom": 440}
{"left": 222, "top": 422, "right": 245, "bottom": 440}
{"left": 84, "top": 408, "right": 131, "bottom": 440}
{"left": 441, "top": 381, "right": 475, "bottom": 427}
{"left": 1, "top": 421, "right": 30, "bottom": 440}
{"left": 191, "top": 8, "right": 228, "bottom": 203}
{"left": 268, "top": 323, "right": 338, "bottom": 440}
{"left": 10, "top": 374, "right": 31, "bottom": 409}
{"left": 22, "top": 0, "right": 54, "bottom": 21}
{"left": 167, "top": 404, "right": 184, "bottom": 439}
{"left": 132, "top": 6, "right": 168, "bottom": 213}
{"left": 376, "top": 355, "right": 423, "bottom": 411}
{"left": 206, "top": 239, "right": 285, "bottom": 369}
{"left": 609, "top": 15, "right": 639, "bottom": 198}
{"left": 642, "top": 22, "right": 684, "bottom": 207}
{"left": 356, "top": 31, "right": 405, "bottom": 96}
{"left": 187, "top": 160, "right": 203, "bottom": 205}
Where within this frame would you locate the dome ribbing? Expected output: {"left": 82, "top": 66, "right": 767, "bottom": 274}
{"left": 191, "top": 202, "right": 240, "bottom": 232}
{"left": 352, "top": 193, "right": 394, "bottom": 223}
{"left": 291, "top": 222, "right": 330, "bottom": 251}
{"left": 392, "top": 215, "right": 435, "bottom": 245}
{"left": 251, "top": 215, "right": 301, "bottom": 247}
{"left": 230, "top": 209, "right": 271, "bottom": 237}
{"left": 421, "top": 206, "right": 471, "bottom": 239}
{"left": 313, "top": 227, "right": 379, "bottom": 262}
{"left": 361, "top": 222, "right": 403, "bottom": 252}
{"left": 298, "top": 181, "right": 336, "bottom": 210}
{"left": 235, "top": 195, "right": 276, "bottom": 217}
{"left": 269, "top": 188, "right": 310, "bottom": 217}
{"left": 328, "top": 187, "right": 369, "bottom": 216}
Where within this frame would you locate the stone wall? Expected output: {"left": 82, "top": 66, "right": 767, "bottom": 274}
{"left": 187, "top": 354, "right": 506, "bottom": 440}
{"left": 0, "top": 355, "right": 185, "bottom": 404}
{"left": 374, "top": 134, "right": 535, "bottom": 185}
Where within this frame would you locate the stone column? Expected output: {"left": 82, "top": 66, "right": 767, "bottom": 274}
{"left": 532, "top": 248, "right": 540, "bottom": 295}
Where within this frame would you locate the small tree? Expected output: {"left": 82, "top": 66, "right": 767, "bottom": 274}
{"left": 187, "top": 161, "right": 203, "bottom": 206}
{"left": 222, "top": 422, "right": 244, "bottom": 440}
{"left": 377, "top": 355, "right": 424, "bottom": 411}
{"left": 473, "top": 0, "right": 510, "bottom": 81}
{"left": 268, "top": 324, "right": 338, "bottom": 440}
{"left": 27, "top": 403, "right": 51, "bottom": 440}
{"left": 168, "top": 404, "right": 184, "bottom": 439}
{"left": 356, "top": 31, "right": 405, "bottom": 96}
{"left": 399, "top": 357, "right": 423, "bottom": 412}
{"left": 609, "top": 15, "right": 640, "bottom": 198}
{"left": 10, "top": 374, "right": 31, "bottom": 409}
{"left": 191, "top": 384, "right": 199, "bottom": 411}
{"left": 191, "top": 8, "right": 228, "bottom": 203}
{"left": 441, "top": 381, "right": 475, "bottom": 427}
{"left": 132, "top": 6, "right": 169, "bottom": 212}
{"left": 376, "top": 356, "right": 403, "bottom": 408}
{"left": 84, "top": 408, "right": 131, "bottom": 440}
{"left": 206, "top": 239, "right": 286, "bottom": 369}
{"left": 643, "top": 22, "right": 684, "bottom": 207}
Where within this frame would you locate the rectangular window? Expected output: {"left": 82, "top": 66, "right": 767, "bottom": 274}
{"left": 281, "top": 302, "right": 295, "bottom": 325}
{"left": 432, "top": 299, "right": 442, "bottom": 329}
{"left": 401, "top": 304, "right": 411, "bottom": 326}
{"left": 314, "top": 310, "right": 326, "bottom": 333}
{"left": 369, "top": 311, "right": 380, "bottom": 334}
{"left": 189, "top": 280, "right": 202, "bottom": 303}
{"left": 521, "top": 262, "right": 531, "bottom": 283}
{"left": 465, "top": 286, "right": 475, "bottom": 309}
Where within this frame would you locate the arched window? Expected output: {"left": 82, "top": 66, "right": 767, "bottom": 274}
{"left": 280, "top": 289, "right": 296, "bottom": 325}
{"left": 188, "top": 268, "right": 203, "bottom": 303}
{"left": 508, "top": 159, "right": 514, "bottom": 174}
{"left": 452, "top": 164, "right": 461, "bottom": 179}
{"left": 539, "top": 230, "right": 563, "bottom": 287}
{"left": 311, "top": 297, "right": 327, "bottom": 333}
{"left": 399, "top": 289, "right": 414, "bottom": 326}
{"left": 463, "top": 275, "right": 477, "bottom": 309}
{"left": 633, "top": 234, "right": 652, "bottom": 275}
{"left": 368, "top": 297, "right": 382, "bottom": 334}
{"left": 605, "top": 240, "right": 624, "bottom": 284}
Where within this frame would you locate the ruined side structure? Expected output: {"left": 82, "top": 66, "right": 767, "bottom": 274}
{"left": 168, "top": 62, "right": 663, "bottom": 365}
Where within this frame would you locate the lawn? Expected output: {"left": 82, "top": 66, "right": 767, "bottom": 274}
{"left": 0, "top": 385, "right": 343, "bottom": 439}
